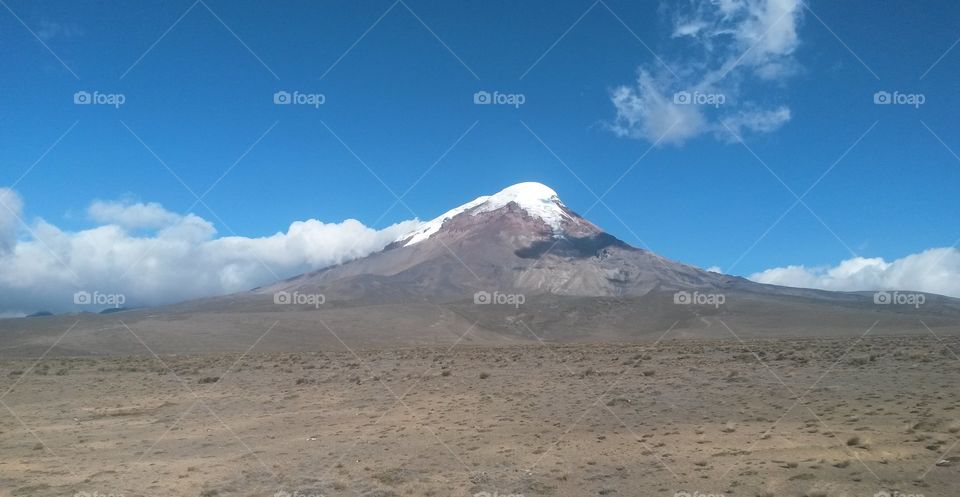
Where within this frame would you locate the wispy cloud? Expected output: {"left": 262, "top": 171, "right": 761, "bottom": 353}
{"left": 0, "top": 188, "right": 24, "bottom": 253}
{"left": 35, "top": 20, "right": 82, "bottom": 42}
{"left": 610, "top": 0, "right": 803, "bottom": 145}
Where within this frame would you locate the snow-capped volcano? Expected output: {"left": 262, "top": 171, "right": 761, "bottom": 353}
{"left": 264, "top": 181, "right": 745, "bottom": 300}
{"left": 397, "top": 182, "right": 578, "bottom": 247}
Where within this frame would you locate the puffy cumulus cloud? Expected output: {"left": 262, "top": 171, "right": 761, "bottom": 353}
{"left": 610, "top": 0, "right": 802, "bottom": 145}
{"left": 88, "top": 199, "right": 183, "bottom": 230}
{"left": 0, "top": 189, "right": 422, "bottom": 315}
{"left": 748, "top": 248, "right": 960, "bottom": 298}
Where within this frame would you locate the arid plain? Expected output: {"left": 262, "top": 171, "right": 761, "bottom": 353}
{"left": 2, "top": 335, "right": 958, "bottom": 497}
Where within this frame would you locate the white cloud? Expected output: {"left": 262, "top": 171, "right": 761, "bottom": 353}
{"left": 718, "top": 106, "right": 791, "bottom": 140}
{"left": 610, "top": 0, "right": 802, "bottom": 145}
{"left": 0, "top": 189, "right": 422, "bottom": 314}
{"left": 88, "top": 199, "right": 182, "bottom": 230}
{"left": 609, "top": 70, "right": 706, "bottom": 146}
{"left": 748, "top": 248, "right": 960, "bottom": 298}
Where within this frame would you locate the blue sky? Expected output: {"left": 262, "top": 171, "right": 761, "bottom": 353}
{"left": 2, "top": 0, "right": 960, "bottom": 312}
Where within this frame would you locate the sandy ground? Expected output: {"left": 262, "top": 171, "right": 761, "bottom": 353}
{"left": 1, "top": 336, "right": 958, "bottom": 497}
